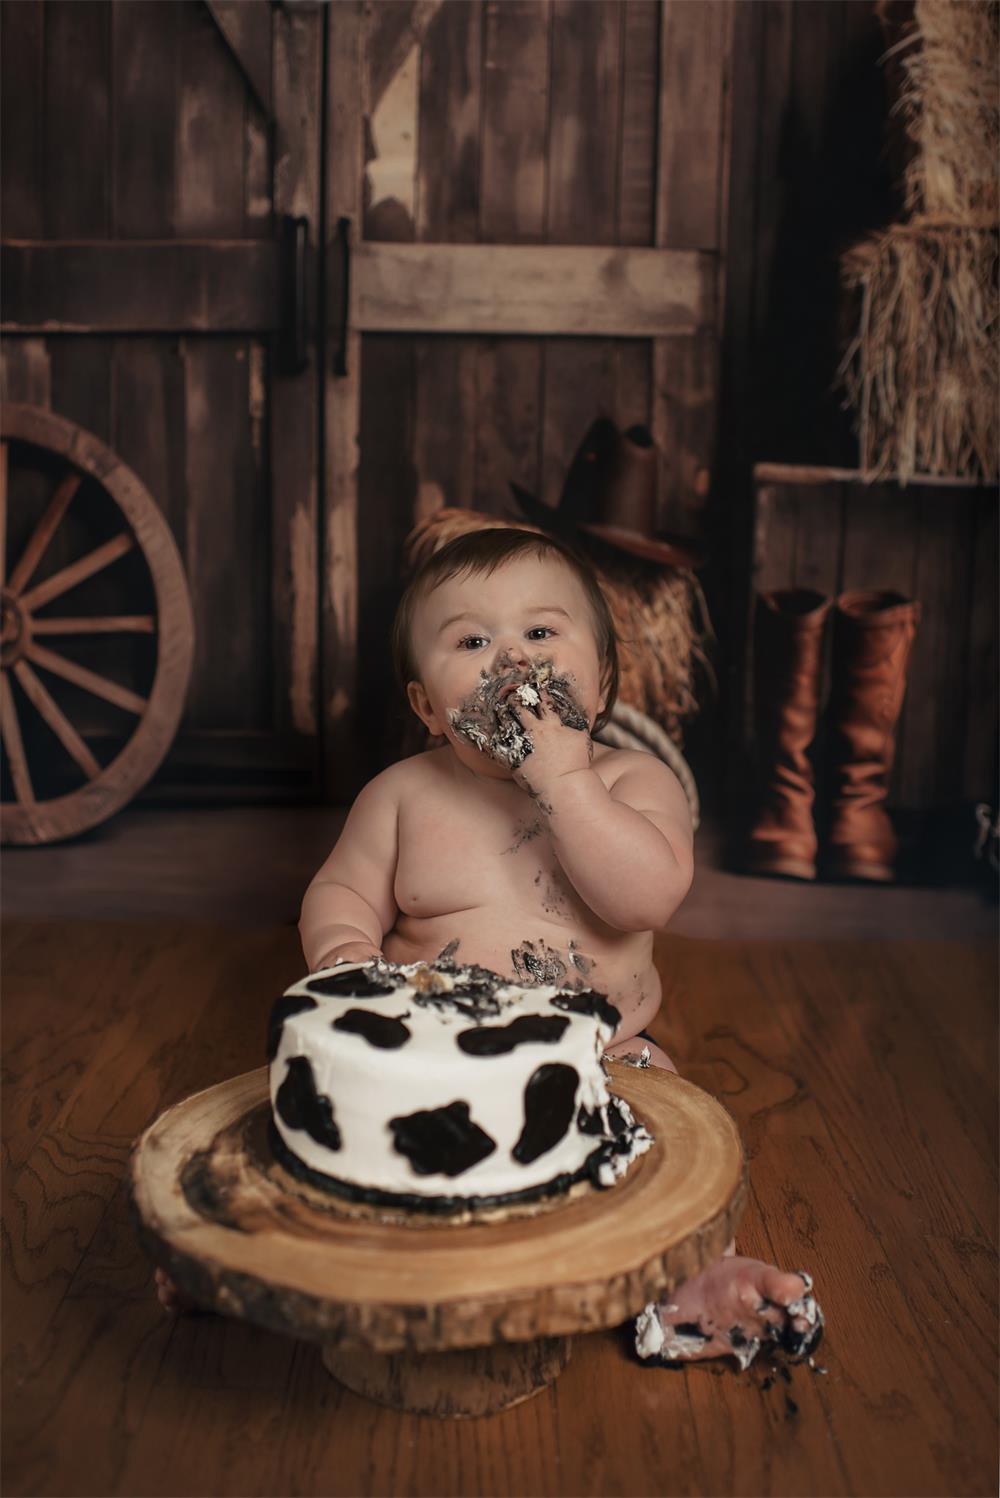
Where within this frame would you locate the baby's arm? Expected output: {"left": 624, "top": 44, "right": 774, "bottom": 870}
{"left": 299, "top": 767, "right": 400, "bottom": 971}
{"left": 534, "top": 751, "right": 694, "bottom": 932}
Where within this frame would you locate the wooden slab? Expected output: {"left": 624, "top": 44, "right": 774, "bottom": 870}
{"left": 129, "top": 1059, "right": 746, "bottom": 1354}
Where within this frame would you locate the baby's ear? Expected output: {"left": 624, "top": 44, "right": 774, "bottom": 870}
{"left": 407, "top": 680, "right": 443, "bottom": 736}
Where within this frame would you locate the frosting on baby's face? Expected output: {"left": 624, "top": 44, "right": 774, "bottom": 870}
{"left": 406, "top": 555, "right": 607, "bottom": 783}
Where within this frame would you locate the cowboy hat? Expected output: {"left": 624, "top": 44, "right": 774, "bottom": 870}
{"left": 509, "top": 418, "right": 705, "bottom": 570}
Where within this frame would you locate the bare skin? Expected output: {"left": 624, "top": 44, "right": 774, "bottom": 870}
{"left": 157, "top": 556, "right": 822, "bottom": 1367}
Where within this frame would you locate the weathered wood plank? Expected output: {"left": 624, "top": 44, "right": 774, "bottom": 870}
{"left": 540, "top": 339, "right": 617, "bottom": 507}
{"left": 963, "top": 491, "right": 999, "bottom": 801}
{"left": 356, "top": 335, "right": 416, "bottom": 773}
{"left": 0, "top": 339, "right": 51, "bottom": 409}
{"left": 753, "top": 482, "right": 798, "bottom": 596}
{"left": 653, "top": 332, "right": 717, "bottom": 533}
{"left": 653, "top": 0, "right": 734, "bottom": 530}
{"left": 754, "top": 462, "right": 982, "bottom": 489}
{"left": 416, "top": 0, "right": 481, "bottom": 243}
{"left": 181, "top": 340, "right": 268, "bottom": 730}
{"left": 175, "top": 0, "right": 245, "bottom": 237}
{"left": 618, "top": 0, "right": 659, "bottom": 246}
{"left": 352, "top": 242, "right": 714, "bottom": 335}
{"left": 791, "top": 482, "right": 842, "bottom": 600}
{"left": 205, "top": 0, "right": 274, "bottom": 239}
{"left": 473, "top": 339, "right": 543, "bottom": 515}
{"left": 657, "top": 0, "right": 731, "bottom": 252}
{"left": 0, "top": 0, "right": 44, "bottom": 237}
{"left": 271, "top": 1, "right": 322, "bottom": 745}
{"left": 43, "top": 0, "right": 110, "bottom": 238}
{"left": 614, "top": 341, "right": 652, "bottom": 436}
{"left": 323, "top": 0, "right": 365, "bottom": 800}
{"left": 414, "top": 337, "right": 477, "bottom": 512}
{"left": 547, "top": 0, "right": 620, "bottom": 244}
{"left": 204, "top": 0, "right": 273, "bottom": 116}
{"left": 2, "top": 242, "right": 282, "bottom": 333}
{"left": 111, "top": 0, "right": 179, "bottom": 239}
{"left": 475, "top": 0, "right": 549, "bottom": 515}
{"left": 111, "top": 340, "right": 188, "bottom": 574}
{"left": 900, "top": 488, "right": 976, "bottom": 808}
{"left": 480, "top": 0, "right": 549, "bottom": 244}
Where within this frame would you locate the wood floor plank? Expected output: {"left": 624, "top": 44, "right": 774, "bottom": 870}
{"left": 2, "top": 923, "right": 996, "bottom": 1496}
{"left": 3, "top": 930, "right": 229, "bottom": 1367}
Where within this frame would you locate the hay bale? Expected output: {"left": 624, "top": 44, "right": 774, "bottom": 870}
{"left": 840, "top": 0, "right": 998, "bottom": 482}
{"left": 889, "top": 0, "right": 999, "bottom": 222}
{"left": 402, "top": 507, "right": 713, "bottom": 748}
{"left": 839, "top": 220, "right": 999, "bottom": 482}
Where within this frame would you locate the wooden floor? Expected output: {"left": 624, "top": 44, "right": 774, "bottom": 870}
{"left": 3, "top": 906, "right": 997, "bottom": 1496}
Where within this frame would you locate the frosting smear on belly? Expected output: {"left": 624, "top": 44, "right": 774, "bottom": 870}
{"left": 268, "top": 952, "right": 653, "bottom": 1212}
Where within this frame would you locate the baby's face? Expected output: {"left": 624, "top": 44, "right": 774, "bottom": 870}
{"left": 407, "top": 555, "right": 606, "bottom": 783}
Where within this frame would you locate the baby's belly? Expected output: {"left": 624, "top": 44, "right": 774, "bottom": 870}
{"left": 383, "top": 908, "right": 661, "bottom": 1043}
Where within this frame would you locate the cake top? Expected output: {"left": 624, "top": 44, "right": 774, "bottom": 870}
{"left": 268, "top": 954, "right": 622, "bottom": 1062}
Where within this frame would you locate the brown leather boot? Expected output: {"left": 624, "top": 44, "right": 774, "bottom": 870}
{"left": 745, "top": 589, "right": 832, "bottom": 880}
{"left": 822, "top": 589, "right": 920, "bottom": 882}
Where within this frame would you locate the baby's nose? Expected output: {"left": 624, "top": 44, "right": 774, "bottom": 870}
{"left": 493, "top": 645, "right": 531, "bottom": 673}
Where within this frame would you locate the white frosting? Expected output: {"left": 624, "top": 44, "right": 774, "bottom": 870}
{"left": 269, "top": 958, "right": 652, "bottom": 1204}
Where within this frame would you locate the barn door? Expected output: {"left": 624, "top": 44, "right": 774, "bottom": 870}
{"left": 323, "top": 0, "right": 733, "bottom": 799}
{"left": 1, "top": 0, "right": 323, "bottom": 801}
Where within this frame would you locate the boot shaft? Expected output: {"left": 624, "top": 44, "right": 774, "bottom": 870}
{"left": 823, "top": 589, "right": 921, "bottom": 878}
{"left": 828, "top": 589, "right": 921, "bottom": 775}
{"left": 752, "top": 589, "right": 832, "bottom": 767}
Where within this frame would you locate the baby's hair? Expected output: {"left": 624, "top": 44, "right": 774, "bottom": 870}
{"left": 391, "top": 527, "right": 620, "bottom": 735}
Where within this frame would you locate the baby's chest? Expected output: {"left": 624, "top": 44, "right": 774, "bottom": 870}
{"left": 394, "top": 796, "right": 561, "bottom": 919}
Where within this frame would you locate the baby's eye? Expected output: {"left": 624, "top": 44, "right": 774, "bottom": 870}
{"left": 457, "top": 634, "right": 487, "bottom": 651}
{"left": 527, "top": 626, "right": 555, "bottom": 640}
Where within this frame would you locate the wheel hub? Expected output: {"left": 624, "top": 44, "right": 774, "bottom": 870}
{"left": 0, "top": 590, "right": 30, "bottom": 667}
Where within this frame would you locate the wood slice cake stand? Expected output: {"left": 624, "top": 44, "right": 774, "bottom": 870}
{"left": 129, "top": 1060, "right": 746, "bottom": 1419}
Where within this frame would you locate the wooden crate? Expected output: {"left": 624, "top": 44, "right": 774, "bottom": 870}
{"left": 743, "top": 463, "right": 998, "bottom": 814}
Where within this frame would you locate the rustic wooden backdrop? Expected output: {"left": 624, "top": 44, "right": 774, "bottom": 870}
{"left": 1, "top": 0, "right": 993, "bottom": 821}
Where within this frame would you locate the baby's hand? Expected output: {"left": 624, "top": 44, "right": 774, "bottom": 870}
{"left": 508, "top": 684, "right": 593, "bottom": 796}
{"left": 314, "top": 941, "right": 383, "bottom": 970}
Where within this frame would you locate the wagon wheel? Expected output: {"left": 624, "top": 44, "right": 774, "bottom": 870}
{"left": 0, "top": 404, "right": 193, "bottom": 845}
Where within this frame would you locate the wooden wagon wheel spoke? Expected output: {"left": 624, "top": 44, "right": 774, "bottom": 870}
{"left": 31, "top": 615, "right": 157, "bottom": 636}
{"left": 6, "top": 471, "right": 82, "bottom": 597}
{"left": 19, "top": 531, "right": 134, "bottom": 613}
{"left": 11, "top": 660, "right": 101, "bottom": 780}
{"left": 0, "top": 441, "right": 8, "bottom": 587}
{"left": 2, "top": 405, "right": 193, "bottom": 845}
{"left": 0, "top": 672, "right": 35, "bottom": 806}
{"left": 25, "top": 642, "right": 147, "bottom": 716}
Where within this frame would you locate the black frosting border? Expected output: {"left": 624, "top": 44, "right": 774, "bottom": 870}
{"left": 267, "top": 1116, "right": 629, "bottom": 1216}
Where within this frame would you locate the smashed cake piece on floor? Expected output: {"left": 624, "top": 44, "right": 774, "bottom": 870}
{"left": 267, "top": 953, "right": 653, "bottom": 1213}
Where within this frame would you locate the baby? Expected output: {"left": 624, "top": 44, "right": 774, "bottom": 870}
{"left": 157, "top": 526, "right": 823, "bottom": 1369}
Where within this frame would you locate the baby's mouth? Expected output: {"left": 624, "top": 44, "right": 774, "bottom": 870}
{"left": 447, "top": 655, "right": 589, "bottom": 769}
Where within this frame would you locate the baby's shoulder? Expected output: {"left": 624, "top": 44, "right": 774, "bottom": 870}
{"left": 380, "top": 746, "right": 449, "bottom": 797}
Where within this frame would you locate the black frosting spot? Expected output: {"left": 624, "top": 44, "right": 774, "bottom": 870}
{"left": 577, "top": 1102, "right": 606, "bottom": 1136}
{"left": 332, "top": 1008, "right": 412, "bottom": 1049}
{"left": 306, "top": 967, "right": 398, "bottom": 998}
{"left": 549, "top": 988, "right": 621, "bottom": 1031}
{"left": 275, "top": 1056, "right": 342, "bottom": 1150}
{"left": 267, "top": 994, "right": 319, "bottom": 1061}
{"left": 512, "top": 1063, "right": 579, "bottom": 1165}
{"left": 456, "top": 1014, "right": 569, "bottom": 1055}
{"left": 576, "top": 1096, "right": 629, "bottom": 1137}
{"left": 389, "top": 1101, "right": 496, "bottom": 1177}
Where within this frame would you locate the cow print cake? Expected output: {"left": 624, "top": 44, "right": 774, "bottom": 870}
{"left": 267, "top": 953, "right": 653, "bottom": 1212}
